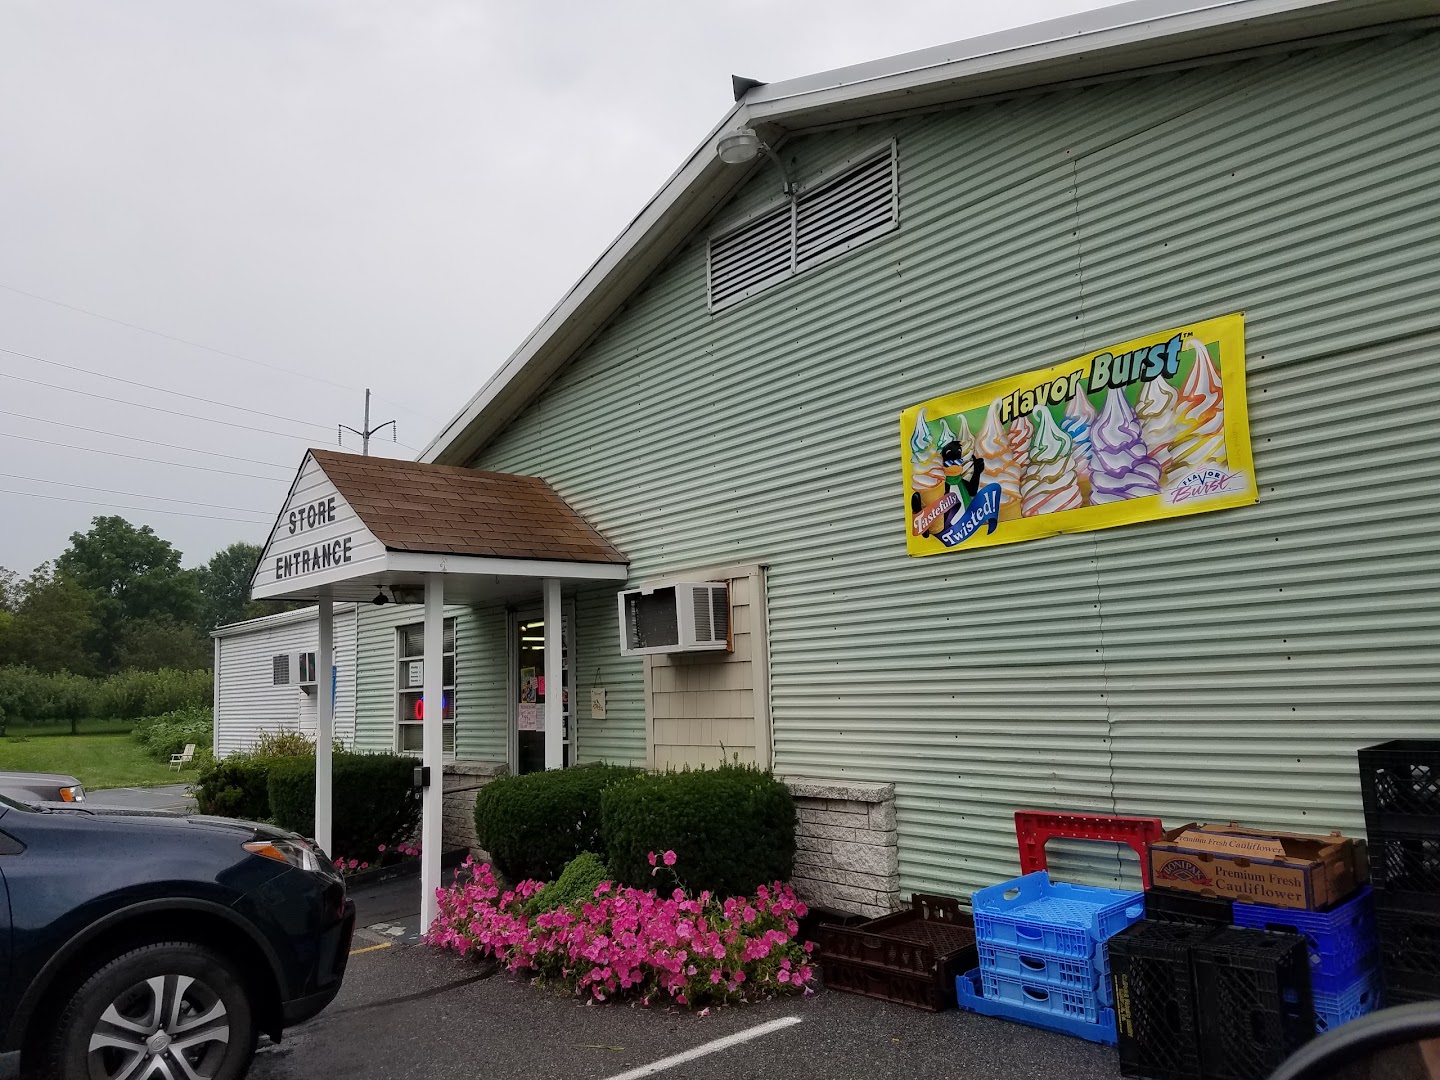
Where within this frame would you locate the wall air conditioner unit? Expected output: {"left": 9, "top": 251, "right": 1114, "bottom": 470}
{"left": 291, "top": 651, "right": 318, "bottom": 692}
{"left": 617, "top": 581, "right": 730, "bottom": 657}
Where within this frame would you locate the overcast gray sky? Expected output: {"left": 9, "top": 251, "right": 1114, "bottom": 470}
{"left": 0, "top": 0, "right": 1113, "bottom": 574}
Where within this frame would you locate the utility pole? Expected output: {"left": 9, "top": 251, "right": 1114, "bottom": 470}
{"left": 339, "top": 388, "right": 396, "bottom": 456}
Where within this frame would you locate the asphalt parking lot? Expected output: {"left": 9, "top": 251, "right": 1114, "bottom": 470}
{"left": 250, "top": 880, "right": 1123, "bottom": 1080}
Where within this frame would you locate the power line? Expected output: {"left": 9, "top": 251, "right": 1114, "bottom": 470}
{"left": 0, "top": 369, "right": 327, "bottom": 443}
{"left": 0, "top": 431, "right": 291, "bottom": 482}
{"left": 0, "top": 344, "right": 335, "bottom": 433}
{"left": 0, "top": 408, "right": 293, "bottom": 470}
{"left": 0, "top": 280, "right": 441, "bottom": 423}
{"left": 0, "top": 472, "right": 273, "bottom": 516}
{"left": 0, "top": 487, "right": 272, "bottom": 525}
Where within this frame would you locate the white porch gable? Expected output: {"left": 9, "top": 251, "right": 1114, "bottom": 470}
{"left": 252, "top": 453, "right": 386, "bottom": 601}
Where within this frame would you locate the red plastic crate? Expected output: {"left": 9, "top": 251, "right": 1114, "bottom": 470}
{"left": 1016, "top": 811, "right": 1165, "bottom": 889}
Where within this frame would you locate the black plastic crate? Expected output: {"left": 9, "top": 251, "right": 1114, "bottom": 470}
{"left": 1192, "top": 928, "right": 1314, "bottom": 1080}
{"left": 1375, "top": 902, "right": 1440, "bottom": 1001}
{"left": 1359, "top": 740, "right": 1440, "bottom": 836}
{"left": 1109, "top": 921, "right": 1215, "bottom": 1080}
{"left": 1144, "top": 887, "right": 1235, "bottom": 928}
{"left": 1368, "top": 831, "right": 1440, "bottom": 909}
{"left": 817, "top": 893, "right": 976, "bottom": 1011}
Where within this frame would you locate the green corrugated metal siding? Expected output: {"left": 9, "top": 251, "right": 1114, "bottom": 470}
{"left": 469, "top": 30, "right": 1440, "bottom": 898}
{"left": 573, "top": 583, "right": 647, "bottom": 767}
{"left": 353, "top": 603, "right": 506, "bottom": 759}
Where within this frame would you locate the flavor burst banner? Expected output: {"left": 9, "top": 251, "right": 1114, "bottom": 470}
{"left": 901, "top": 313, "right": 1255, "bottom": 556}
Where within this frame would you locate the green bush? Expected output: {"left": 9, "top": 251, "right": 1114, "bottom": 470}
{"left": 521, "top": 852, "right": 612, "bottom": 917}
{"left": 194, "top": 754, "right": 274, "bottom": 820}
{"left": 473, "top": 764, "right": 640, "bottom": 884}
{"left": 601, "top": 765, "right": 796, "bottom": 897}
{"left": 131, "top": 706, "right": 212, "bottom": 761}
{"left": 192, "top": 730, "right": 314, "bottom": 820}
{"left": 267, "top": 753, "right": 421, "bottom": 861}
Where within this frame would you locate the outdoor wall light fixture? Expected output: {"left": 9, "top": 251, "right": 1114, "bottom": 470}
{"left": 389, "top": 585, "right": 425, "bottom": 606}
{"left": 716, "top": 127, "right": 794, "bottom": 195}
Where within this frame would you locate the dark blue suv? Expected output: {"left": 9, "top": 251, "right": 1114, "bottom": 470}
{"left": 0, "top": 793, "right": 355, "bottom": 1080}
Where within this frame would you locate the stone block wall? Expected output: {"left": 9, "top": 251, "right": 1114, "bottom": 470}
{"left": 785, "top": 777, "right": 900, "bottom": 919}
{"left": 442, "top": 761, "right": 507, "bottom": 857}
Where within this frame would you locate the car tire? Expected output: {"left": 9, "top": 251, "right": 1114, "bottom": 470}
{"left": 42, "top": 941, "right": 257, "bottom": 1080}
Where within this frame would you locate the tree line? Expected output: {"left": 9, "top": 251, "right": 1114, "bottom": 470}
{"left": 0, "top": 516, "right": 285, "bottom": 676}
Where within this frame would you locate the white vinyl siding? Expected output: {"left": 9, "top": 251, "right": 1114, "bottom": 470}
{"left": 213, "top": 605, "right": 357, "bottom": 757}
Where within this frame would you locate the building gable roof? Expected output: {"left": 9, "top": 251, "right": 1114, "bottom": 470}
{"left": 421, "top": 0, "right": 1430, "bottom": 467}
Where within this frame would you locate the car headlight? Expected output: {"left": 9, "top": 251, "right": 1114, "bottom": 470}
{"left": 244, "top": 837, "right": 340, "bottom": 881}
{"left": 58, "top": 785, "right": 84, "bottom": 802}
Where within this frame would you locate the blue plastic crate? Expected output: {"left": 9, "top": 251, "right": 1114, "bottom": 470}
{"left": 1313, "top": 967, "right": 1383, "bottom": 1034}
{"left": 1233, "top": 887, "right": 1378, "bottom": 994}
{"left": 956, "top": 969, "right": 1117, "bottom": 1045}
{"left": 977, "top": 942, "right": 1112, "bottom": 1004}
{"left": 980, "top": 970, "right": 1105, "bottom": 1023}
{"left": 972, "top": 872, "right": 1145, "bottom": 958}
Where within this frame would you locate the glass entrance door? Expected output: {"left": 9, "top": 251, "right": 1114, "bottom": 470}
{"left": 513, "top": 609, "right": 571, "bottom": 775}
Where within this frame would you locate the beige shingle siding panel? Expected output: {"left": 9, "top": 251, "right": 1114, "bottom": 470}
{"left": 474, "top": 31, "right": 1440, "bottom": 897}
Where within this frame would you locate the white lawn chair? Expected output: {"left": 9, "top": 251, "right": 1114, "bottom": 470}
{"left": 170, "top": 743, "right": 196, "bottom": 770}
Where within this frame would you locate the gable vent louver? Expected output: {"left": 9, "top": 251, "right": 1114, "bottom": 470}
{"left": 707, "top": 204, "right": 792, "bottom": 310}
{"left": 795, "top": 151, "right": 895, "bottom": 268}
{"left": 706, "top": 140, "right": 897, "bottom": 311}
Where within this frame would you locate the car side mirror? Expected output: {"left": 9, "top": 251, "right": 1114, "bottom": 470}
{"left": 1269, "top": 1002, "right": 1440, "bottom": 1080}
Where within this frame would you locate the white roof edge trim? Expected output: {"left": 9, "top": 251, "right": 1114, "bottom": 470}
{"left": 420, "top": 101, "right": 750, "bottom": 463}
{"left": 744, "top": 0, "right": 1312, "bottom": 106}
{"left": 210, "top": 602, "right": 358, "bottom": 639}
{"left": 422, "top": 0, "right": 1422, "bottom": 465}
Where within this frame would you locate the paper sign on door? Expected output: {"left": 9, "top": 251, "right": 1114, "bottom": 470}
{"left": 517, "top": 703, "right": 544, "bottom": 731}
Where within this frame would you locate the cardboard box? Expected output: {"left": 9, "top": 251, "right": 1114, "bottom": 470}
{"left": 1148, "top": 823, "right": 1368, "bottom": 910}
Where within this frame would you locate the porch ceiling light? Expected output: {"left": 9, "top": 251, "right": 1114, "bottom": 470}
{"left": 717, "top": 127, "right": 793, "bottom": 195}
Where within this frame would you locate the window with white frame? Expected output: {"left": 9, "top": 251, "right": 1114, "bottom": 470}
{"left": 396, "top": 618, "right": 456, "bottom": 755}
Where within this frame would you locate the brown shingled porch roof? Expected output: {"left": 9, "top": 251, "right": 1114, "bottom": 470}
{"left": 310, "top": 449, "right": 624, "bottom": 564}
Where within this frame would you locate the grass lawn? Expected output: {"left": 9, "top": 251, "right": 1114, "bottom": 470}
{"left": 0, "top": 727, "right": 189, "bottom": 789}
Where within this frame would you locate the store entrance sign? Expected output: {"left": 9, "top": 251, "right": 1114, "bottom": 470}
{"left": 901, "top": 313, "right": 1255, "bottom": 556}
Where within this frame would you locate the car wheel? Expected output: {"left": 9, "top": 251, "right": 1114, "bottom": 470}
{"left": 45, "top": 941, "right": 256, "bottom": 1080}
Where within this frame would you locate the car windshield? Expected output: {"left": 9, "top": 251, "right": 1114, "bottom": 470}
{"left": 0, "top": 791, "right": 41, "bottom": 813}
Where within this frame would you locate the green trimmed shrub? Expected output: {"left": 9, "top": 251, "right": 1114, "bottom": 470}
{"left": 194, "top": 754, "right": 274, "bottom": 820}
{"left": 521, "top": 851, "right": 612, "bottom": 917}
{"left": 473, "top": 764, "right": 640, "bottom": 884}
{"left": 601, "top": 765, "right": 796, "bottom": 897}
{"left": 267, "top": 753, "right": 421, "bottom": 861}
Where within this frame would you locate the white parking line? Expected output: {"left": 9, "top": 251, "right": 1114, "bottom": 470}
{"left": 600, "top": 1015, "right": 803, "bottom": 1080}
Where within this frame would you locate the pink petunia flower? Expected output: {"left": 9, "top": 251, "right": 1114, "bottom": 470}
{"left": 662, "top": 850, "right": 677, "bottom": 867}
{"left": 647, "top": 851, "right": 657, "bottom": 867}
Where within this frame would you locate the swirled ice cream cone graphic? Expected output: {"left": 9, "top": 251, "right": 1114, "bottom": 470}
{"left": 1170, "top": 337, "right": 1227, "bottom": 473}
{"left": 1021, "top": 407, "right": 1084, "bottom": 517}
{"left": 1062, "top": 390, "right": 1097, "bottom": 502}
{"left": 1090, "top": 388, "right": 1162, "bottom": 503}
{"left": 975, "top": 398, "right": 1021, "bottom": 520}
{"left": 1135, "top": 374, "right": 1180, "bottom": 480}
{"left": 909, "top": 408, "right": 947, "bottom": 535}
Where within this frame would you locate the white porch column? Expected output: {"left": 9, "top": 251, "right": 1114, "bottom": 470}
{"left": 420, "top": 576, "right": 445, "bottom": 933}
{"left": 543, "top": 578, "right": 563, "bottom": 770}
{"left": 314, "top": 594, "right": 334, "bottom": 859}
